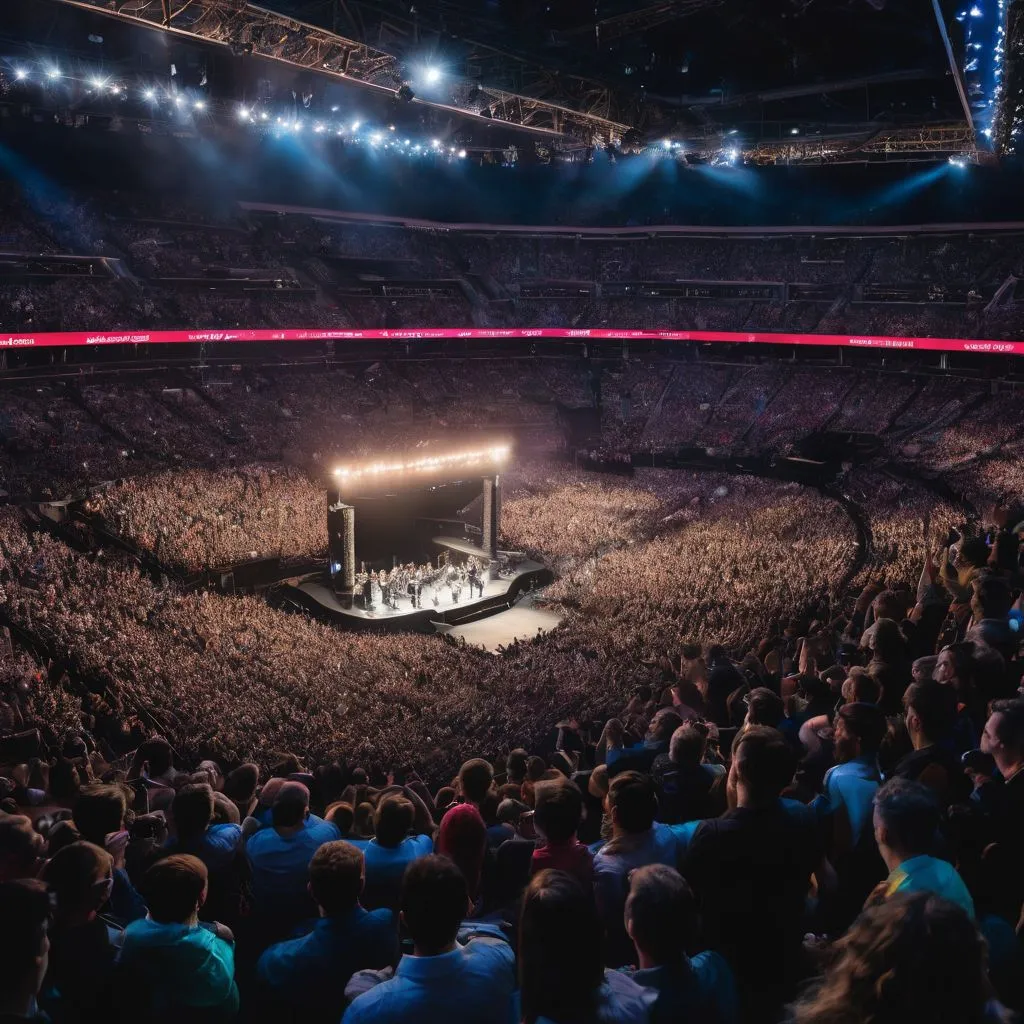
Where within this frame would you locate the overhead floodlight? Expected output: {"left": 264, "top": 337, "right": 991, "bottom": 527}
{"left": 238, "top": 106, "right": 250, "bottom": 120}
{"left": 662, "top": 139, "right": 673, "bottom": 150}
{"left": 91, "top": 77, "right": 106, "bottom": 90}
{"left": 424, "top": 66, "right": 442, "bottom": 85}
{"left": 351, "top": 120, "right": 361, "bottom": 131}
{"left": 458, "top": 149, "right": 467, "bottom": 158}
{"left": 14, "top": 68, "right": 27, "bottom": 81}
{"left": 259, "top": 110, "right": 269, "bottom": 121}
{"left": 109, "top": 84, "right": 121, "bottom": 95}
{"left": 143, "top": 88, "right": 155, "bottom": 100}
{"left": 431, "top": 138, "right": 441, "bottom": 148}
{"left": 790, "top": 127, "right": 800, "bottom": 135}
{"left": 46, "top": 67, "right": 60, "bottom": 80}
{"left": 194, "top": 99, "right": 206, "bottom": 110}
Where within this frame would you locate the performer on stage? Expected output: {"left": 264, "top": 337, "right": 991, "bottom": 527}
{"left": 467, "top": 561, "right": 484, "bottom": 598}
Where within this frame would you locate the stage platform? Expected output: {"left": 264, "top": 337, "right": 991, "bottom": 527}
{"left": 275, "top": 558, "right": 551, "bottom": 632}
{"left": 438, "top": 595, "right": 564, "bottom": 652}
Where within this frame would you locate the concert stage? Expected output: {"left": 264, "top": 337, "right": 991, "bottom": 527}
{"left": 275, "top": 557, "right": 551, "bottom": 633}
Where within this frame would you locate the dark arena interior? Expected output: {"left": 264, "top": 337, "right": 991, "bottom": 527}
{"left": 2, "top": 0, "right": 1024, "bottom": 1021}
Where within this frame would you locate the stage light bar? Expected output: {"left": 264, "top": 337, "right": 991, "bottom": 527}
{"left": 334, "top": 445, "right": 511, "bottom": 483}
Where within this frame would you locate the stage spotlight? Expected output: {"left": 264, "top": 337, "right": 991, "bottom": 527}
{"left": 662, "top": 139, "right": 672, "bottom": 149}
{"left": 14, "top": 68, "right": 27, "bottom": 81}
{"left": 238, "top": 106, "right": 250, "bottom": 120}
{"left": 194, "top": 99, "right": 206, "bottom": 110}
{"left": 424, "top": 66, "right": 442, "bottom": 85}
{"left": 143, "top": 88, "right": 155, "bottom": 100}
{"left": 370, "top": 132, "right": 383, "bottom": 144}
{"left": 46, "top": 67, "right": 60, "bottom": 80}
{"left": 91, "top": 76, "right": 106, "bottom": 90}
{"left": 259, "top": 110, "right": 268, "bottom": 120}
{"left": 174, "top": 95, "right": 184, "bottom": 107}
{"left": 458, "top": 149, "right": 467, "bottom": 158}
{"left": 351, "top": 120, "right": 361, "bottom": 131}
{"left": 330, "top": 104, "right": 339, "bottom": 112}
{"left": 109, "top": 84, "right": 121, "bottom": 94}
{"left": 431, "top": 138, "right": 441, "bottom": 148}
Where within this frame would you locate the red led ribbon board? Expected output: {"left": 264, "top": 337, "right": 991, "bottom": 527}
{"left": 0, "top": 328, "right": 1022, "bottom": 355}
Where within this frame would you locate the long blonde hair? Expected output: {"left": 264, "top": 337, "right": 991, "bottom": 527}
{"left": 790, "top": 893, "right": 1005, "bottom": 1024}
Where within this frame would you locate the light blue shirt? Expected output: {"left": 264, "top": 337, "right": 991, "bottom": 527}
{"left": 885, "top": 854, "right": 975, "bottom": 918}
{"left": 819, "top": 757, "right": 880, "bottom": 845}
{"left": 627, "top": 951, "right": 739, "bottom": 1024}
{"left": 246, "top": 815, "right": 340, "bottom": 918}
{"left": 166, "top": 823, "right": 245, "bottom": 873}
{"left": 342, "top": 937, "right": 516, "bottom": 1024}
{"left": 593, "top": 822, "right": 691, "bottom": 912}
{"left": 514, "top": 968, "right": 655, "bottom": 1024}
{"left": 256, "top": 906, "right": 398, "bottom": 1018}
{"left": 593, "top": 822, "right": 693, "bottom": 966}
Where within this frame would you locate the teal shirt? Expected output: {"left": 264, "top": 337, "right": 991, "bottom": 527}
{"left": 885, "top": 855, "right": 975, "bottom": 918}
{"left": 120, "top": 917, "right": 240, "bottom": 1015}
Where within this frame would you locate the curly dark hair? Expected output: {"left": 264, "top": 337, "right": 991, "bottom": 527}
{"left": 789, "top": 893, "right": 1005, "bottom": 1024}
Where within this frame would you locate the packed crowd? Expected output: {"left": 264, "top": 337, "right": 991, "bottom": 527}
{"left": 1, "top": 485, "right": 1022, "bottom": 1022}
{"left": 91, "top": 467, "right": 328, "bottom": 573}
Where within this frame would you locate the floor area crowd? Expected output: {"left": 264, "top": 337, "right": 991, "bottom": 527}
{"left": 1, "top": 367, "right": 1023, "bottom": 1022}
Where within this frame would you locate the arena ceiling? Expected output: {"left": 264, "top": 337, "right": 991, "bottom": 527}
{"left": 255, "top": 0, "right": 989, "bottom": 154}
{"left": 12, "top": 0, "right": 1018, "bottom": 161}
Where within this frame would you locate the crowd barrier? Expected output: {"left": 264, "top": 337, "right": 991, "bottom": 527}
{"left": 1, "top": 327, "right": 1022, "bottom": 355}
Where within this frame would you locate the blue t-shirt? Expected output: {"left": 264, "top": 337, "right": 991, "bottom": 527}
{"left": 342, "top": 937, "right": 515, "bottom": 1024}
{"left": 257, "top": 906, "right": 398, "bottom": 1018}
{"left": 246, "top": 815, "right": 340, "bottom": 919}
{"left": 512, "top": 968, "right": 655, "bottom": 1024}
{"left": 885, "top": 855, "right": 975, "bottom": 918}
{"left": 166, "top": 824, "right": 245, "bottom": 874}
{"left": 626, "top": 952, "right": 739, "bottom": 1024}
{"left": 593, "top": 822, "right": 693, "bottom": 966}
{"left": 361, "top": 835, "right": 433, "bottom": 911}
{"left": 120, "top": 918, "right": 239, "bottom": 1015}
{"left": 817, "top": 757, "right": 880, "bottom": 846}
